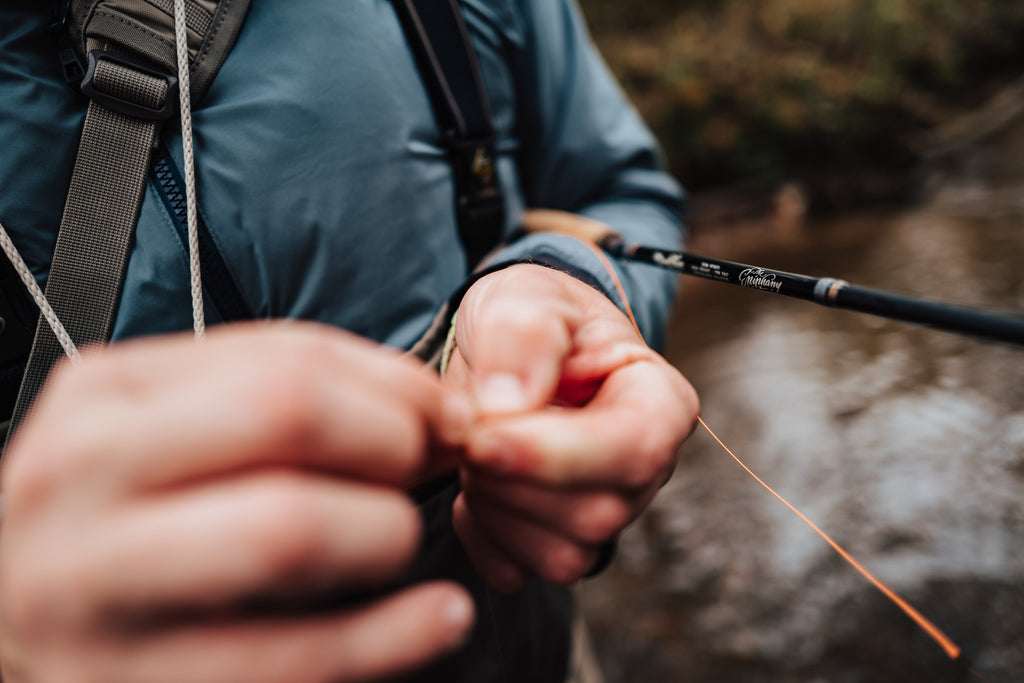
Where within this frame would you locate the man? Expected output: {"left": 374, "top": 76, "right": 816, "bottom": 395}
{"left": 0, "top": 1, "right": 700, "bottom": 681}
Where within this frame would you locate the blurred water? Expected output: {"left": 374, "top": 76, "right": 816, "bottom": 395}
{"left": 582, "top": 173, "right": 1024, "bottom": 681}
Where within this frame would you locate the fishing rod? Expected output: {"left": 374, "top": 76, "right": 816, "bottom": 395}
{"left": 524, "top": 210, "right": 1001, "bottom": 679}
{"left": 521, "top": 210, "right": 1024, "bottom": 349}
{"left": 524, "top": 210, "right": 1006, "bottom": 679}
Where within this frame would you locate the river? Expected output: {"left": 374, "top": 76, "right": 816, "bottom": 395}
{"left": 581, "top": 122, "right": 1024, "bottom": 682}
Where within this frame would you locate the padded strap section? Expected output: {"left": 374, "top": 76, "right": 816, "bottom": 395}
{"left": 392, "top": 0, "right": 505, "bottom": 269}
{"left": 66, "top": 0, "right": 251, "bottom": 105}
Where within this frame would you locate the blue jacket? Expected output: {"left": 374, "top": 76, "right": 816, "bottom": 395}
{"left": 1, "top": 1, "right": 685, "bottom": 680}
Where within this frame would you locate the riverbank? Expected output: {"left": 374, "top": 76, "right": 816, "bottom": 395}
{"left": 580, "top": 0, "right": 1024, "bottom": 208}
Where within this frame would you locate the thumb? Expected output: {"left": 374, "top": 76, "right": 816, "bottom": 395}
{"left": 455, "top": 268, "right": 574, "bottom": 416}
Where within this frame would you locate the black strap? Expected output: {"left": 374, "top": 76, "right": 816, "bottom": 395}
{"left": 391, "top": 0, "right": 505, "bottom": 270}
{"left": 0, "top": 256, "right": 35, "bottom": 440}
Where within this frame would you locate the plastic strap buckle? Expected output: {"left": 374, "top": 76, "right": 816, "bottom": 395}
{"left": 80, "top": 50, "right": 179, "bottom": 121}
{"left": 446, "top": 135, "right": 500, "bottom": 203}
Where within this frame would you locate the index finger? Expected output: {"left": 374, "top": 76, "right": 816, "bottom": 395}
{"left": 463, "top": 359, "right": 699, "bottom": 489}
{"left": 13, "top": 323, "right": 467, "bottom": 492}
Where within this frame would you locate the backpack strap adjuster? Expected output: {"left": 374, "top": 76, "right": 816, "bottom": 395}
{"left": 445, "top": 135, "right": 500, "bottom": 202}
{"left": 444, "top": 134, "right": 504, "bottom": 265}
{"left": 392, "top": 0, "right": 506, "bottom": 269}
{"left": 80, "top": 50, "right": 179, "bottom": 121}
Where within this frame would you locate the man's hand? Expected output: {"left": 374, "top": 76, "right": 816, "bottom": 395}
{"left": 444, "top": 264, "right": 700, "bottom": 591}
{"left": 0, "top": 322, "right": 475, "bottom": 683}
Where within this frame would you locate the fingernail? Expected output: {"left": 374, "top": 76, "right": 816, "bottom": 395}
{"left": 443, "top": 592, "right": 475, "bottom": 643}
{"left": 477, "top": 373, "right": 528, "bottom": 415}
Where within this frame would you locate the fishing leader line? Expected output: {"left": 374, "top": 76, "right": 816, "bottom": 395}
{"left": 697, "top": 416, "right": 986, "bottom": 679}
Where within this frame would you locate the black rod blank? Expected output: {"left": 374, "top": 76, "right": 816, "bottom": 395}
{"left": 621, "top": 245, "right": 1024, "bottom": 348}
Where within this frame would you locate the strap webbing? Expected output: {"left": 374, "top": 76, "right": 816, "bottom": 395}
{"left": 392, "top": 0, "right": 505, "bottom": 269}
{"left": 10, "top": 58, "right": 168, "bottom": 433}
{"left": 6, "top": 0, "right": 251, "bottom": 442}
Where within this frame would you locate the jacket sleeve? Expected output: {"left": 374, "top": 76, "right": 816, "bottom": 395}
{"left": 484, "top": 0, "right": 686, "bottom": 351}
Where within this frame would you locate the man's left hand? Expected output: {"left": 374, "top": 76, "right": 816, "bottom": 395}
{"left": 443, "top": 264, "right": 700, "bottom": 591}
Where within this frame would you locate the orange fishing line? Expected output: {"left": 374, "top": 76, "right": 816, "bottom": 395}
{"left": 697, "top": 416, "right": 964, "bottom": 662}
{"left": 580, "top": 239, "right": 643, "bottom": 337}
{"left": 579, "top": 230, "right": 969, "bottom": 671}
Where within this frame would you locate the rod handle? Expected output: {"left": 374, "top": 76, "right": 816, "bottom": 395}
{"left": 519, "top": 209, "right": 625, "bottom": 251}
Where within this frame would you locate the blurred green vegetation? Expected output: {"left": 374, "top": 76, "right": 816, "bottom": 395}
{"left": 579, "top": 0, "right": 1024, "bottom": 201}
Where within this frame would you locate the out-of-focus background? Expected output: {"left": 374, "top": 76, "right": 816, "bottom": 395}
{"left": 575, "top": 2, "right": 1024, "bottom": 681}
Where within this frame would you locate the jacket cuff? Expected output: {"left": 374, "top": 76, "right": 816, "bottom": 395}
{"left": 408, "top": 233, "right": 633, "bottom": 369}
{"left": 483, "top": 232, "right": 629, "bottom": 315}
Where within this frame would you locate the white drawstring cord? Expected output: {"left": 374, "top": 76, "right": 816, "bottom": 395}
{"left": 174, "top": 0, "right": 206, "bottom": 341}
{"left": 0, "top": 221, "right": 80, "bottom": 363}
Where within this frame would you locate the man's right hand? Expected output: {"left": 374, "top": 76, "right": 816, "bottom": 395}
{"left": 0, "top": 322, "right": 475, "bottom": 683}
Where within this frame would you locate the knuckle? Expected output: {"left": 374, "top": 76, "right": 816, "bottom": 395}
{"left": 59, "top": 349, "right": 142, "bottom": 405}
{"left": 386, "top": 497, "right": 422, "bottom": 550}
{"left": 362, "top": 489, "right": 421, "bottom": 562}
{"left": 3, "top": 422, "right": 94, "bottom": 514}
{"left": 620, "top": 414, "right": 683, "bottom": 490}
{"left": 53, "top": 352, "right": 107, "bottom": 392}
{"left": 0, "top": 546, "right": 81, "bottom": 638}
{"left": 386, "top": 407, "right": 429, "bottom": 472}
{"left": 539, "top": 542, "right": 592, "bottom": 585}
{"left": 0, "top": 566, "right": 46, "bottom": 634}
{"left": 482, "top": 304, "right": 561, "bottom": 344}
{"left": 377, "top": 501, "right": 424, "bottom": 572}
{"left": 571, "top": 496, "right": 630, "bottom": 544}
{"left": 4, "top": 370, "right": 106, "bottom": 508}
{"left": 247, "top": 360, "right": 325, "bottom": 448}
{"left": 621, "top": 441, "right": 668, "bottom": 490}
{"left": 2, "top": 446, "right": 64, "bottom": 513}
{"left": 288, "top": 332, "right": 348, "bottom": 369}
{"left": 246, "top": 485, "right": 326, "bottom": 584}
{"left": 484, "top": 564, "right": 528, "bottom": 594}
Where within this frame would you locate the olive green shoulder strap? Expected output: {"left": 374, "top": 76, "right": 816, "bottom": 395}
{"left": 9, "top": 0, "right": 250, "bottom": 436}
